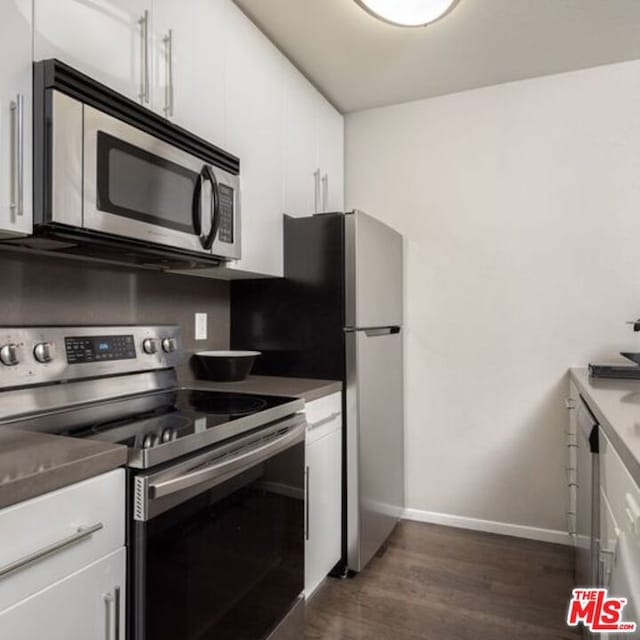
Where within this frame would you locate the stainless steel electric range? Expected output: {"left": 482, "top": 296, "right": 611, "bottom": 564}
{"left": 0, "top": 326, "right": 306, "bottom": 640}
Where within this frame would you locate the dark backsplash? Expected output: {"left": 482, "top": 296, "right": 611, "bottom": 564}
{"left": 0, "top": 248, "right": 230, "bottom": 377}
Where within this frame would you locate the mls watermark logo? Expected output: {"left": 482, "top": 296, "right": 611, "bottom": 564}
{"left": 567, "top": 588, "right": 637, "bottom": 633}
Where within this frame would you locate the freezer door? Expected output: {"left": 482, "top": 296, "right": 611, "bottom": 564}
{"left": 346, "top": 328, "right": 404, "bottom": 572}
{"left": 345, "top": 210, "right": 403, "bottom": 328}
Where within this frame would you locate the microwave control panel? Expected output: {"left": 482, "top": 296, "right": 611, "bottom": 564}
{"left": 218, "top": 184, "right": 234, "bottom": 244}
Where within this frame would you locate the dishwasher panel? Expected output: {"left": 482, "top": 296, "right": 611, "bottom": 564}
{"left": 576, "top": 397, "right": 600, "bottom": 587}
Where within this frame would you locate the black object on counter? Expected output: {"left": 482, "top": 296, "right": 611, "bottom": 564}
{"left": 589, "top": 364, "right": 640, "bottom": 380}
{"left": 194, "top": 351, "right": 261, "bottom": 382}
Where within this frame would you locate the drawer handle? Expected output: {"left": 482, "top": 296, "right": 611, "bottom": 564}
{"left": 0, "top": 522, "right": 103, "bottom": 580}
{"left": 308, "top": 412, "right": 341, "bottom": 430}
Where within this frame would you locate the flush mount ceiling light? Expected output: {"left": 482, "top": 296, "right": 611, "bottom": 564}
{"left": 355, "top": 0, "right": 459, "bottom": 27}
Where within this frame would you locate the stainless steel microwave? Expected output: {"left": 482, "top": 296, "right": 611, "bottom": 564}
{"left": 27, "top": 60, "right": 241, "bottom": 268}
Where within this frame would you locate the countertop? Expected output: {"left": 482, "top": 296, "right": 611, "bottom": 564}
{"left": 0, "top": 429, "right": 127, "bottom": 510}
{"left": 570, "top": 367, "right": 640, "bottom": 486}
{"left": 184, "top": 375, "right": 342, "bottom": 403}
{"left": 0, "top": 374, "right": 340, "bottom": 511}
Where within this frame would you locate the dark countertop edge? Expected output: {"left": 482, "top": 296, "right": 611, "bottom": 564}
{"left": 0, "top": 446, "right": 127, "bottom": 511}
{"left": 569, "top": 368, "right": 640, "bottom": 487}
{"left": 181, "top": 376, "right": 343, "bottom": 403}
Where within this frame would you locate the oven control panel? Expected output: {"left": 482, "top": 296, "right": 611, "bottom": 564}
{"left": 65, "top": 335, "right": 136, "bottom": 364}
{"left": 0, "top": 326, "right": 182, "bottom": 388}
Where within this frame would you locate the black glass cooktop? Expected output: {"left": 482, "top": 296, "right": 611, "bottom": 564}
{"left": 65, "top": 388, "right": 298, "bottom": 460}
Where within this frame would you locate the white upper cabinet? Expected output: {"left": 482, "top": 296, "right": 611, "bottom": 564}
{"left": 316, "top": 97, "right": 344, "bottom": 214}
{"left": 224, "top": 2, "right": 285, "bottom": 277}
{"left": 0, "top": 0, "right": 32, "bottom": 238}
{"left": 283, "top": 71, "right": 319, "bottom": 218}
{"left": 29, "top": 0, "right": 343, "bottom": 276}
{"left": 151, "top": 0, "right": 226, "bottom": 145}
{"left": 34, "top": 0, "right": 151, "bottom": 106}
{"left": 283, "top": 66, "right": 344, "bottom": 219}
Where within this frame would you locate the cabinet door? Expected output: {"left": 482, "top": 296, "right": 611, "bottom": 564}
{"left": 152, "top": 0, "right": 225, "bottom": 143}
{"left": 316, "top": 97, "right": 344, "bottom": 213}
{"left": 0, "top": 0, "right": 32, "bottom": 237}
{"left": 305, "top": 428, "right": 342, "bottom": 597}
{"left": 34, "top": 0, "right": 151, "bottom": 105}
{"left": 224, "top": 2, "right": 285, "bottom": 277}
{"left": 0, "top": 548, "right": 126, "bottom": 640}
{"left": 283, "top": 69, "right": 318, "bottom": 218}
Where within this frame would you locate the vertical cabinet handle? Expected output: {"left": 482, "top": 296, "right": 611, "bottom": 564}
{"left": 321, "top": 173, "right": 328, "bottom": 213}
{"left": 305, "top": 465, "right": 310, "bottom": 541}
{"left": 313, "top": 169, "right": 320, "bottom": 214}
{"left": 138, "top": 10, "right": 150, "bottom": 104}
{"left": 10, "top": 94, "right": 24, "bottom": 217}
{"left": 163, "top": 29, "right": 174, "bottom": 117}
{"left": 114, "top": 586, "right": 121, "bottom": 640}
{"left": 104, "top": 593, "right": 114, "bottom": 640}
{"left": 103, "top": 587, "right": 121, "bottom": 640}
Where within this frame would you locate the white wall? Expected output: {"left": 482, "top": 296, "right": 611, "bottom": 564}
{"left": 346, "top": 60, "right": 640, "bottom": 535}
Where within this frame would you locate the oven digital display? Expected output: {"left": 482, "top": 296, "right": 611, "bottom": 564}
{"left": 65, "top": 335, "right": 136, "bottom": 364}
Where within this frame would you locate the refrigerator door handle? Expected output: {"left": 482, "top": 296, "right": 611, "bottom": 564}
{"left": 344, "top": 326, "right": 401, "bottom": 337}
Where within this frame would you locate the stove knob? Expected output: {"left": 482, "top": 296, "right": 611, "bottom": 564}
{"left": 33, "top": 342, "right": 53, "bottom": 363}
{"left": 142, "top": 338, "right": 158, "bottom": 355}
{"left": 161, "top": 337, "right": 177, "bottom": 353}
{"left": 142, "top": 433, "right": 154, "bottom": 449}
{"left": 0, "top": 344, "right": 20, "bottom": 366}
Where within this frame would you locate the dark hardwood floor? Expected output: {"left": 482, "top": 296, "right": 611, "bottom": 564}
{"left": 305, "top": 520, "right": 579, "bottom": 640}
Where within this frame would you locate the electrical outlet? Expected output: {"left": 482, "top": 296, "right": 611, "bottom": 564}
{"left": 195, "top": 313, "right": 208, "bottom": 341}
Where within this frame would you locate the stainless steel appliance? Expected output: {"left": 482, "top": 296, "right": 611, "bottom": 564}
{"left": 0, "top": 325, "right": 305, "bottom": 640}
{"left": 231, "top": 209, "right": 404, "bottom": 573}
{"left": 576, "top": 396, "right": 600, "bottom": 587}
{"left": 20, "top": 60, "right": 240, "bottom": 268}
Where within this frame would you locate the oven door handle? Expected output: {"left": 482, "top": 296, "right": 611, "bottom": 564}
{"left": 148, "top": 420, "right": 306, "bottom": 500}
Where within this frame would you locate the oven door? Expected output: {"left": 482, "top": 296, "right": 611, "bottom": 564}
{"left": 130, "top": 416, "right": 306, "bottom": 640}
{"left": 82, "top": 104, "right": 240, "bottom": 259}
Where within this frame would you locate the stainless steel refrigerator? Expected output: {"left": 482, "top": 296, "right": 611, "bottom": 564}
{"left": 231, "top": 210, "right": 404, "bottom": 573}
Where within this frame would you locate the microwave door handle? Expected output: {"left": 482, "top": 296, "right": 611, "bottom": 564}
{"left": 192, "top": 169, "right": 204, "bottom": 238}
{"left": 201, "top": 165, "right": 220, "bottom": 251}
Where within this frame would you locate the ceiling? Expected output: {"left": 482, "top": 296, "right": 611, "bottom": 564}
{"left": 233, "top": 0, "right": 640, "bottom": 113}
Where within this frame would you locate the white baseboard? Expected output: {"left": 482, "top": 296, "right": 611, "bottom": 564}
{"left": 402, "top": 508, "right": 573, "bottom": 546}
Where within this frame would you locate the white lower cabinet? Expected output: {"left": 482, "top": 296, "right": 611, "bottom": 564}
{"left": 0, "top": 548, "right": 126, "bottom": 640}
{"left": 0, "top": 469, "right": 126, "bottom": 638}
{"left": 305, "top": 392, "right": 342, "bottom": 598}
